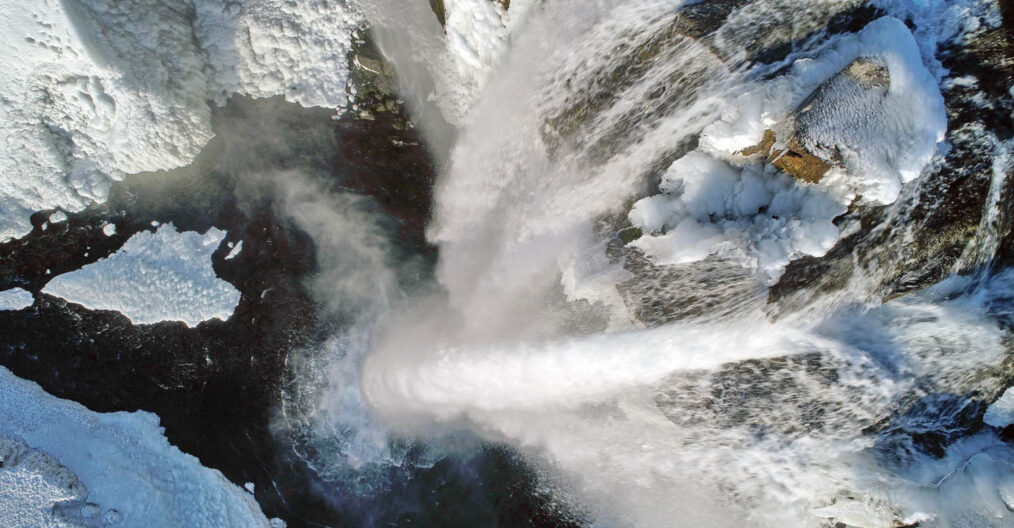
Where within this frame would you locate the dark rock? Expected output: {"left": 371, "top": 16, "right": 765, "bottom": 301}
{"left": 429, "top": 0, "right": 446, "bottom": 26}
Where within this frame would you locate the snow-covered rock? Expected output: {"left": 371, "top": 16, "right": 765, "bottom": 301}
{"left": 441, "top": 0, "right": 509, "bottom": 119}
{"left": 42, "top": 224, "right": 240, "bottom": 327}
{"left": 0, "top": 366, "right": 271, "bottom": 527}
{"left": 0, "top": 288, "right": 34, "bottom": 311}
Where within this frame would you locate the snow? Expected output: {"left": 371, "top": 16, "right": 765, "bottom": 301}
{"left": 0, "top": 288, "right": 34, "bottom": 311}
{"left": 193, "top": 0, "right": 363, "bottom": 109}
{"left": 0, "top": 0, "right": 214, "bottom": 242}
{"left": 0, "top": 0, "right": 365, "bottom": 243}
{"left": 225, "top": 240, "right": 243, "bottom": 260}
{"left": 42, "top": 224, "right": 240, "bottom": 327}
{"left": 627, "top": 17, "right": 946, "bottom": 282}
{"left": 984, "top": 388, "right": 1014, "bottom": 428}
{"left": 48, "top": 211, "right": 67, "bottom": 224}
{"left": 0, "top": 366, "right": 271, "bottom": 527}
{"left": 102, "top": 223, "right": 116, "bottom": 236}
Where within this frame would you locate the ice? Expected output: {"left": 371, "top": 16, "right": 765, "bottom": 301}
{"left": 48, "top": 211, "right": 67, "bottom": 224}
{"left": 984, "top": 387, "right": 1014, "bottom": 428}
{"left": 42, "top": 224, "right": 240, "bottom": 327}
{"left": 0, "top": 0, "right": 212, "bottom": 242}
{"left": 0, "top": 288, "right": 34, "bottom": 311}
{"left": 0, "top": 366, "right": 271, "bottom": 527}
{"left": 224, "top": 240, "right": 243, "bottom": 260}
{"left": 102, "top": 223, "right": 116, "bottom": 236}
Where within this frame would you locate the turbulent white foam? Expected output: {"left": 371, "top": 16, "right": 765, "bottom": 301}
{"left": 42, "top": 224, "right": 240, "bottom": 327}
{"left": 0, "top": 366, "right": 272, "bottom": 527}
{"left": 366, "top": 318, "right": 840, "bottom": 422}
{"left": 0, "top": 288, "right": 34, "bottom": 311}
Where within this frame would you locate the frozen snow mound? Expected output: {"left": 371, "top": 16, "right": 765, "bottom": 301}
{"left": 0, "top": 288, "right": 34, "bottom": 311}
{"left": 193, "top": 0, "right": 363, "bottom": 109}
{"left": 0, "top": 0, "right": 214, "bottom": 242}
{"left": 628, "top": 17, "right": 946, "bottom": 282}
{"left": 0, "top": 366, "right": 272, "bottom": 528}
{"left": 42, "top": 224, "right": 240, "bottom": 327}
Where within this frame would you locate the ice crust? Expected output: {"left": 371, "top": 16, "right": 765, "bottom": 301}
{"left": 0, "top": 0, "right": 363, "bottom": 243}
{"left": 0, "top": 366, "right": 271, "bottom": 527}
{"left": 42, "top": 224, "right": 240, "bottom": 327}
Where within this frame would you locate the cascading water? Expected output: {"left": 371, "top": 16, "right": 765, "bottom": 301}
{"left": 280, "top": 0, "right": 1014, "bottom": 526}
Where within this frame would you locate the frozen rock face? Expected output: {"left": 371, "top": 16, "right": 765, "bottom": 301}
{"left": 739, "top": 58, "right": 892, "bottom": 183}
{"left": 0, "top": 0, "right": 213, "bottom": 242}
{"left": 42, "top": 224, "right": 240, "bottom": 327}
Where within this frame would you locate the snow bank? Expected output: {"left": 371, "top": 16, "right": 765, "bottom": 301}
{"left": 193, "top": 0, "right": 362, "bottom": 108}
{"left": 42, "top": 224, "right": 240, "bottom": 327}
{"left": 440, "top": 0, "right": 509, "bottom": 120}
{"left": 628, "top": 17, "right": 946, "bottom": 281}
{"left": 0, "top": 0, "right": 366, "bottom": 243}
{"left": 0, "top": 366, "right": 271, "bottom": 527}
{"left": 0, "top": 0, "right": 213, "bottom": 242}
{"left": 0, "top": 288, "right": 34, "bottom": 311}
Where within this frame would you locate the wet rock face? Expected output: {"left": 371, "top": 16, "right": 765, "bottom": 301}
{"left": 342, "top": 29, "right": 438, "bottom": 258}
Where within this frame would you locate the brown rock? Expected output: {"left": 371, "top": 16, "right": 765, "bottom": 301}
{"left": 737, "top": 128, "right": 834, "bottom": 183}
{"left": 769, "top": 137, "right": 834, "bottom": 183}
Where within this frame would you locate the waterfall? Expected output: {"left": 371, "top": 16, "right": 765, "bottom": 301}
{"left": 283, "top": 1, "right": 1014, "bottom": 526}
